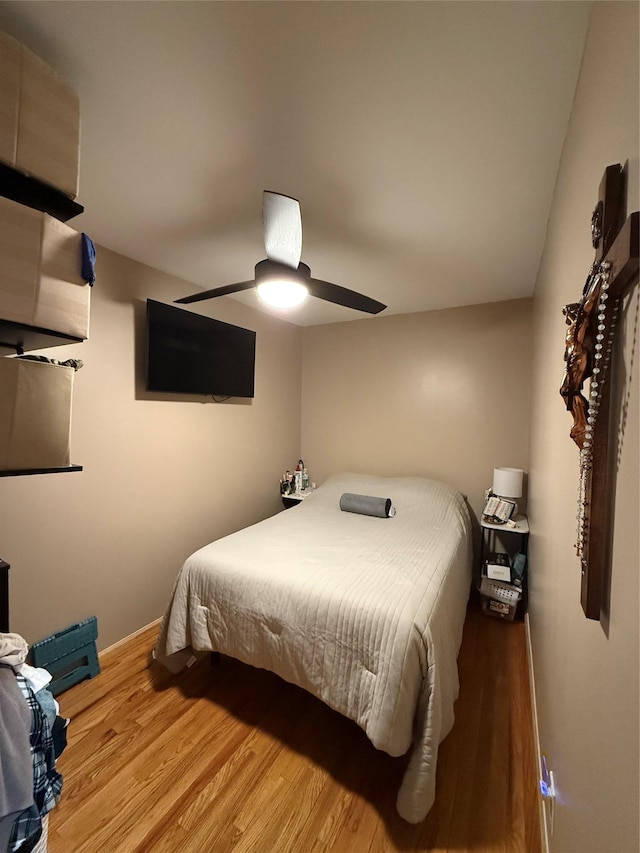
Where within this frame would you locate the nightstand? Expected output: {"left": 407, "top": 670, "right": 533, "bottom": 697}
{"left": 282, "top": 491, "right": 311, "bottom": 509}
{"left": 478, "top": 514, "right": 529, "bottom": 619}
{"left": 480, "top": 514, "right": 530, "bottom": 567}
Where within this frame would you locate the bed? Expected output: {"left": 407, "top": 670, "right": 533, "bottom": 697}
{"left": 155, "top": 472, "right": 472, "bottom": 823}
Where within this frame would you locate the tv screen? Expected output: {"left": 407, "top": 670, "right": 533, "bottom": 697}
{"left": 146, "top": 299, "right": 256, "bottom": 398}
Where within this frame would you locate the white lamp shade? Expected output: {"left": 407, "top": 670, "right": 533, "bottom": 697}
{"left": 493, "top": 467, "right": 523, "bottom": 499}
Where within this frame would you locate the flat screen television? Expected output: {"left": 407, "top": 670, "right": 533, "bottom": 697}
{"left": 146, "top": 299, "right": 256, "bottom": 398}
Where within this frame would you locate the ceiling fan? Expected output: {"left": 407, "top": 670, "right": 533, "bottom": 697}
{"left": 175, "top": 191, "right": 387, "bottom": 315}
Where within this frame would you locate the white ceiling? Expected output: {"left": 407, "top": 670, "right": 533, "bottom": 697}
{"left": 0, "top": 1, "right": 592, "bottom": 325}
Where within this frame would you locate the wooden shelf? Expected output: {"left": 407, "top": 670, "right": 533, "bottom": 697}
{"left": 0, "top": 161, "right": 83, "bottom": 222}
{"left": 0, "top": 317, "right": 84, "bottom": 354}
{"left": 0, "top": 465, "right": 83, "bottom": 477}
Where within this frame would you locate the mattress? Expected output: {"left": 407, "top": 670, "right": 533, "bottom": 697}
{"left": 155, "top": 472, "right": 472, "bottom": 822}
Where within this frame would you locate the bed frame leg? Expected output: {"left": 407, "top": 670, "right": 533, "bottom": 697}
{"left": 210, "top": 651, "right": 221, "bottom": 666}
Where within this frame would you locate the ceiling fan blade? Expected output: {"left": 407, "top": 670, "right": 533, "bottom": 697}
{"left": 174, "top": 280, "right": 255, "bottom": 304}
{"left": 263, "top": 191, "right": 302, "bottom": 269}
{"left": 308, "top": 278, "right": 386, "bottom": 315}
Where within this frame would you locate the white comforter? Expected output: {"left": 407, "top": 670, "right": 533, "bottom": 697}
{"left": 155, "top": 473, "right": 472, "bottom": 822}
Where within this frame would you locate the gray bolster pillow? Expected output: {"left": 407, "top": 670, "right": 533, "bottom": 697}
{"left": 339, "top": 493, "right": 395, "bottom": 518}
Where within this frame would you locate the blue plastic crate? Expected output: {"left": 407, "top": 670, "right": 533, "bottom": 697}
{"left": 30, "top": 616, "right": 100, "bottom": 695}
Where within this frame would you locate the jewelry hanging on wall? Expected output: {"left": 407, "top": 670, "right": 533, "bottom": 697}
{"left": 575, "top": 261, "right": 619, "bottom": 560}
{"left": 559, "top": 163, "right": 638, "bottom": 620}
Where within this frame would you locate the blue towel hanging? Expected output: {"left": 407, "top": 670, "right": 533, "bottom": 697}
{"left": 81, "top": 233, "right": 96, "bottom": 285}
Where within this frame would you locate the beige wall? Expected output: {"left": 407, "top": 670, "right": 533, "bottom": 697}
{"left": 527, "top": 3, "right": 639, "bottom": 851}
{"left": 0, "top": 246, "right": 303, "bottom": 650}
{"left": 301, "top": 298, "right": 533, "bottom": 526}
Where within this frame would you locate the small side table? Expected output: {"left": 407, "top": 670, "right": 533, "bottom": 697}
{"left": 282, "top": 491, "right": 311, "bottom": 509}
{"left": 478, "top": 515, "right": 529, "bottom": 618}
{"left": 480, "top": 514, "right": 530, "bottom": 569}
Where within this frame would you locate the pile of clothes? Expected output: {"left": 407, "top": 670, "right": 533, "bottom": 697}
{"left": 0, "top": 633, "right": 68, "bottom": 853}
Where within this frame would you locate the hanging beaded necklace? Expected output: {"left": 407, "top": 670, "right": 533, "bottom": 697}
{"left": 575, "top": 259, "right": 619, "bottom": 560}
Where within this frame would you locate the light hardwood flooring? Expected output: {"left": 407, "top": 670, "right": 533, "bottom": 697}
{"left": 48, "top": 602, "right": 542, "bottom": 852}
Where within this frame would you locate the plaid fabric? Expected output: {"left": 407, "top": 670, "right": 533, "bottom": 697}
{"left": 9, "top": 675, "right": 62, "bottom": 852}
{"left": 31, "top": 814, "right": 48, "bottom": 853}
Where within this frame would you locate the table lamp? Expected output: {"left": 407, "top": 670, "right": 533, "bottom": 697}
{"left": 493, "top": 467, "right": 524, "bottom": 515}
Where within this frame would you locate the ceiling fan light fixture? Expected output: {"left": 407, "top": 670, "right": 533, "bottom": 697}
{"left": 174, "top": 194, "right": 386, "bottom": 315}
{"left": 257, "top": 278, "right": 309, "bottom": 308}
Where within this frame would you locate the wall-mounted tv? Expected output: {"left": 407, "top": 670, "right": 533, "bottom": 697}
{"left": 146, "top": 299, "right": 256, "bottom": 398}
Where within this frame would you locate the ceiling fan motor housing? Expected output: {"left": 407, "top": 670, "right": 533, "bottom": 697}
{"left": 175, "top": 193, "right": 386, "bottom": 314}
{"left": 255, "top": 259, "right": 311, "bottom": 283}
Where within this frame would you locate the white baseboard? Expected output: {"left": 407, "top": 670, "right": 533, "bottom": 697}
{"left": 525, "top": 612, "right": 549, "bottom": 853}
{"left": 99, "top": 617, "right": 162, "bottom": 659}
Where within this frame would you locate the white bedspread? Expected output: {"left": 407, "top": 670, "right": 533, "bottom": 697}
{"left": 155, "top": 473, "right": 472, "bottom": 822}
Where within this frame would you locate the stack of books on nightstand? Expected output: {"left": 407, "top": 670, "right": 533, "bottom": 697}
{"left": 478, "top": 552, "right": 527, "bottom": 621}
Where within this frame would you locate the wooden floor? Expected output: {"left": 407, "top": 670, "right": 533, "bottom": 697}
{"left": 48, "top": 602, "right": 542, "bottom": 852}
